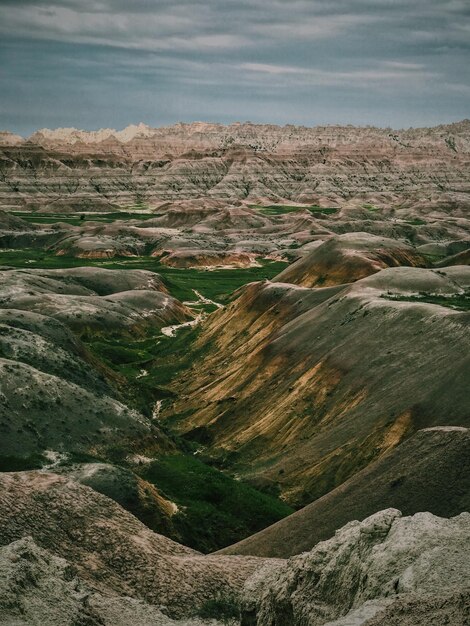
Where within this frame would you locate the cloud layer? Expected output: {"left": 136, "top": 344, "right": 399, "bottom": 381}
{"left": 1, "top": 0, "right": 469, "bottom": 134}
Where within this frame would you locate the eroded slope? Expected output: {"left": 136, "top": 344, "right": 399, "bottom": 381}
{"left": 163, "top": 266, "right": 470, "bottom": 506}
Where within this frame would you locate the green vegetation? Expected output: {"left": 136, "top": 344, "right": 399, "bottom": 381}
{"left": 0, "top": 246, "right": 294, "bottom": 550}
{"left": 84, "top": 325, "right": 207, "bottom": 415}
{"left": 10, "top": 210, "right": 157, "bottom": 225}
{"left": 403, "top": 218, "right": 427, "bottom": 226}
{"left": 363, "top": 204, "right": 380, "bottom": 212}
{"left": 139, "top": 453, "right": 294, "bottom": 552}
{"left": 382, "top": 292, "right": 470, "bottom": 311}
{"left": 196, "top": 595, "right": 240, "bottom": 623}
{"left": 249, "top": 204, "right": 337, "bottom": 216}
{"left": 0, "top": 249, "right": 287, "bottom": 303}
{"left": 158, "top": 261, "right": 288, "bottom": 303}
{"left": 0, "top": 454, "right": 45, "bottom": 472}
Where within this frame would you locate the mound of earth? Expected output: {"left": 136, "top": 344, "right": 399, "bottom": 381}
{"left": 220, "top": 427, "right": 470, "bottom": 558}
{"left": 0, "top": 266, "right": 190, "bottom": 333}
{"left": 157, "top": 249, "right": 257, "bottom": 268}
{"left": 241, "top": 508, "right": 470, "bottom": 626}
{"left": 163, "top": 266, "right": 470, "bottom": 506}
{"left": 0, "top": 308, "right": 168, "bottom": 459}
{"left": 0, "top": 209, "right": 35, "bottom": 231}
{"left": 56, "top": 462, "right": 178, "bottom": 538}
{"left": 437, "top": 248, "right": 470, "bottom": 267}
{"left": 0, "top": 209, "right": 67, "bottom": 249}
{"left": 274, "top": 233, "right": 427, "bottom": 287}
{"left": 0, "top": 265, "right": 190, "bottom": 460}
{"left": 54, "top": 234, "right": 146, "bottom": 258}
{"left": 0, "top": 537, "right": 209, "bottom": 626}
{"left": 0, "top": 471, "right": 264, "bottom": 620}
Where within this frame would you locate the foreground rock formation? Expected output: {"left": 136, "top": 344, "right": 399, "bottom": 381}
{"left": 0, "top": 471, "right": 262, "bottom": 621}
{"left": 241, "top": 508, "right": 470, "bottom": 626}
{"left": 0, "top": 473, "right": 468, "bottom": 626}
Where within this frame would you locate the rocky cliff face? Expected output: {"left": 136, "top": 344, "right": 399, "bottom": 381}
{"left": 1, "top": 121, "right": 469, "bottom": 211}
{"left": 241, "top": 508, "right": 470, "bottom": 626}
{"left": 0, "top": 477, "right": 468, "bottom": 626}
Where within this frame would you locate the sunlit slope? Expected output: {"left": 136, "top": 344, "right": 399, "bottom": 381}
{"left": 163, "top": 266, "right": 470, "bottom": 506}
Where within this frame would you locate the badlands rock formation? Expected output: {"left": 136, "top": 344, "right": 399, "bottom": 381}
{"left": 0, "top": 471, "right": 263, "bottom": 621}
{"left": 0, "top": 537, "right": 214, "bottom": 626}
{"left": 0, "top": 266, "right": 191, "bottom": 459}
{"left": 274, "top": 232, "right": 427, "bottom": 287}
{"left": 241, "top": 508, "right": 470, "bottom": 626}
{"left": 0, "top": 121, "right": 469, "bottom": 624}
{"left": 0, "top": 473, "right": 468, "bottom": 626}
{"left": 1, "top": 121, "right": 469, "bottom": 211}
{"left": 0, "top": 266, "right": 190, "bottom": 333}
{"left": 163, "top": 265, "right": 470, "bottom": 506}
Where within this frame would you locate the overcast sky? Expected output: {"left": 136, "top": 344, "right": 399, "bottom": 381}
{"left": 1, "top": 0, "right": 469, "bottom": 135}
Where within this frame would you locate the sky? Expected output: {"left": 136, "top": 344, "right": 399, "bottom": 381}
{"left": 0, "top": 0, "right": 469, "bottom": 136}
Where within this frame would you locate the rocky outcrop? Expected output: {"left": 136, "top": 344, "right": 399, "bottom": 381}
{"left": 157, "top": 249, "right": 258, "bottom": 269}
{"left": 0, "top": 471, "right": 264, "bottom": 620}
{"left": 0, "top": 537, "right": 240, "bottom": 626}
{"left": 0, "top": 266, "right": 192, "bottom": 459}
{"left": 241, "top": 508, "right": 470, "bottom": 626}
{"left": 0, "top": 307, "right": 168, "bottom": 459}
{"left": 1, "top": 471, "right": 468, "bottom": 626}
{"left": 220, "top": 427, "right": 470, "bottom": 558}
{"left": 0, "top": 266, "right": 190, "bottom": 333}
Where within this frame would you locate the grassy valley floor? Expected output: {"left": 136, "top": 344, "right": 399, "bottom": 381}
{"left": 0, "top": 248, "right": 292, "bottom": 551}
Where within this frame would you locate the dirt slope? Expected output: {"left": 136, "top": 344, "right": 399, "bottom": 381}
{"left": 220, "top": 427, "right": 470, "bottom": 558}
{"left": 163, "top": 266, "right": 470, "bottom": 506}
{"left": 0, "top": 471, "right": 265, "bottom": 620}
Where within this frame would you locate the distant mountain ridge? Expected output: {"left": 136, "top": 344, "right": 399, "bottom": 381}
{"left": 1, "top": 119, "right": 469, "bottom": 211}
{"left": 4, "top": 119, "right": 470, "bottom": 146}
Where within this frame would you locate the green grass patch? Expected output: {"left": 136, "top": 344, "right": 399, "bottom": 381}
{"left": 249, "top": 204, "right": 337, "bottom": 216}
{"left": 382, "top": 292, "right": 470, "bottom": 311}
{"left": 196, "top": 595, "right": 239, "bottom": 623}
{"left": 84, "top": 324, "right": 211, "bottom": 416}
{"left": 159, "top": 261, "right": 288, "bottom": 303}
{"left": 0, "top": 453, "right": 45, "bottom": 471}
{"left": 0, "top": 250, "right": 287, "bottom": 303}
{"left": 10, "top": 210, "right": 158, "bottom": 225}
{"left": 138, "top": 453, "right": 294, "bottom": 552}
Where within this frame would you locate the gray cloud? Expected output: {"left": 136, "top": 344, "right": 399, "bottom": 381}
{"left": 0, "top": 0, "right": 468, "bottom": 134}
